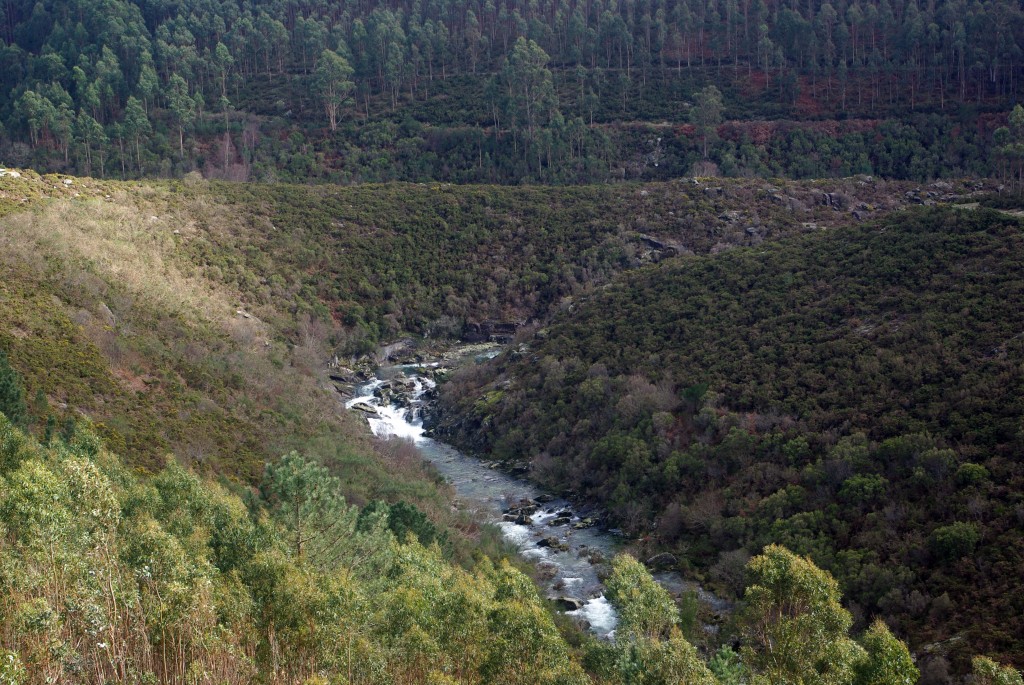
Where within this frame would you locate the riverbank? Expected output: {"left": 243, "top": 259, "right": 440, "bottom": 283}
{"left": 340, "top": 341, "right": 731, "bottom": 642}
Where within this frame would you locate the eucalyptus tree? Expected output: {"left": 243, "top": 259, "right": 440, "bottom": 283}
{"left": 73, "top": 109, "right": 106, "bottom": 174}
{"left": 606, "top": 554, "right": 719, "bottom": 685}
{"left": 972, "top": 656, "right": 1024, "bottom": 685}
{"left": 122, "top": 95, "right": 149, "bottom": 174}
{"left": 314, "top": 49, "right": 355, "bottom": 131}
{"left": 740, "top": 544, "right": 864, "bottom": 685}
{"left": 167, "top": 73, "right": 195, "bottom": 156}
{"left": 501, "top": 37, "right": 559, "bottom": 142}
{"left": 690, "top": 84, "right": 723, "bottom": 159}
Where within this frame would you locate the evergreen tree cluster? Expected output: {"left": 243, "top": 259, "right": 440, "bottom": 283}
{"left": 0, "top": 0, "right": 1022, "bottom": 182}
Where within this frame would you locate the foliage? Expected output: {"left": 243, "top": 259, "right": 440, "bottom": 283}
{"left": 928, "top": 522, "right": 980, "bottom": 561}
{"left": 690, "top": 85, "right": 723, "bottom": 159}
{"left": 708, "top": 646, "right": 745, "bottom": 685}
{"left": 261, "top": 450, "right": 354, "bottom": 564}
{"left": 973, "top": 657, "right": 1024, "bottom": 685}
{"left": 606, "top": 554, "right": 680, "bottom": 640}
{"left": 0, "top": 347, "right": 28, "bottom": 428}
{"left": 604, "top": 550, "right": 931, "bottom": 685}
{"left": 0, "top": 362, "right": 1014, "bottom": 684}
{"left": 604, "top": 554, "right": 718, "bottom": 685}
{"left": 436, "top": 206, "right": 1024, "bottom": 665}
{"left": 360, "top": 499, "right": 447, "bottom": 547}
{"left": 313, "top": 49, "right": 354, "bottom": 132}
{"left": 740, "top": 544, "right": 863, "bottom": 684}
{"left": 0, "top": 415, "right": 597, "bottom": 684}
{"left": 0, "top": 0, "right": 1020, "bottom": 183}
{"left": 854, "top": 620, "right": 919, "bottom": 685}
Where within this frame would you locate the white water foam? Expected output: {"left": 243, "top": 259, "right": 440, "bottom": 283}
{"left": 497, "top": 521, "right": 534, "bottom": 547}
{"left": 348, "top": 369, "right": 627, "bottom": 640}
{"left": 568, "top": 595, "right": 618, "bottom": 637}
{"left": 367, "top": 405, "right": 426, "bottom": 441}
{"left": 345, "top": 381, "right": 428, "bottom": 442}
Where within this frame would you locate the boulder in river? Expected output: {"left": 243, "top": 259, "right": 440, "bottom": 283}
{"left": 537, "top": 536, "right": 568, "bottom": 551}
{"left": 515, "top": 514, "right": 533, "bottom": 526}
{"left": 549, "top": 516, "right": 572, "bottom": 527}
{"left": 350, "top": 402, "right": 379, "bottom": 416}
{"left": 552, "top": 597, "right": 584, "bottom": 612}
{"left": 645, "top": 552, "right": 679, "bottom": 570}
{"left": 505, "top": 498, "right": 536, "bottom": 513}
{"left": 534, "top": 494, "right": 555, "bottom": 503}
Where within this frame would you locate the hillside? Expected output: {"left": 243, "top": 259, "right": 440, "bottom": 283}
{"left": 13, "top": 406, "right": 991, "bottom": 684}
{"left": 0, "top": 170, "right": 460, "bottom": 534}
{"left": 8, "top": 169, "right": 1015, "bottom": 683}
{"left": 2, "top": 171, "right": 1023, "bottom": 681}
{"left": 0, "top": 0, "right": 1021, "bottom": 184}
{"left": 0, "top": 169, "right": 952, "bottom": 517}
{"left": 433, "top": 205, "right": 1024, "bottom": 671}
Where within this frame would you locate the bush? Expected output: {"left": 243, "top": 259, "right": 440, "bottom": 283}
{"left": 956, "top": 463, "right": 990, "bottom": 486}
{"left": 0, "top": 348, "right": 27, "bottom": 428}
{"left": 929, "top": 522, "right": 981, "bottom": 561}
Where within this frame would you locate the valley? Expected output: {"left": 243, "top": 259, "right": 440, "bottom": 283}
{"left": 3, "top": 0, "right": 1024, "bottom": 679}
{"left": 1, "top": 169, "right": 1022, "bottom": 683}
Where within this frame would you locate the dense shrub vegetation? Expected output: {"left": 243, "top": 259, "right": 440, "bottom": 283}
{"left": 0, "top": 171, "right": 463, "bottom": 529}
{"left": 195, "top": 176, "right": 936, "bottom": 351}
{"left": 0, "top": 412, "right": 594, "bottom": 684}
{"left": 3, "top": 166, "right": 1024, "bottom": 680}
{"left": 9, "top": 403, "right": 1012, "bottom": 684}
{"left": 435, "top": 206, "right": 1024, "bottom": 669}
{"left": 2, "top": 170, "right": 945, "bottom": 481}
{"left": 2, "top": 0, "right": 1024, "bottom": 677}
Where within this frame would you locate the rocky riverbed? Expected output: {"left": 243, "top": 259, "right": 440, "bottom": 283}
{"left": 341, "top": 343, "right": 731, "bottom": 638}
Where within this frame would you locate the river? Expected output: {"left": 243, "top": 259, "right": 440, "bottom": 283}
{"left": 344, "top": 347, "right": 729, "bottom": 638}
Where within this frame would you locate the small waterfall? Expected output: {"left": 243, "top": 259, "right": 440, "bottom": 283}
{"left": 345, "top": 358, "right": 731, "bottom": 638}
{"left": 346, "top": 365, "right": 621, "bottom": 637}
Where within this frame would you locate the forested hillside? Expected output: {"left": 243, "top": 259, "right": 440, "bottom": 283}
{"left": 10, "top": 402, "right": 988, "bottom": 684}
{"left": 1, "top": 0, "right": 1023, "bottom": 183}
{"left": 3, "top": 0, "right": 1024, "bottom": 679}
{"left": 8, "top": 174, "right": 1022, "bottom": 683}
{"left": 1, "top": 169, "right": 959, "bottom": 494}
{"left": 434, "top": 205, "right": 1024, "bottom": 672}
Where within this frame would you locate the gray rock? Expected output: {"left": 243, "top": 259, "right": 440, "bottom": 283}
{"left": 552, "top": 597, "right": 584, "bottom": 611}
{"left": 645, "top": 552, "right": 679, "bottom": 570}
{"left": 350, "top": 402, "right": 379, "bottom": 416}
{"left": 98, "top": 303, "right": 116, "bottom": 327}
